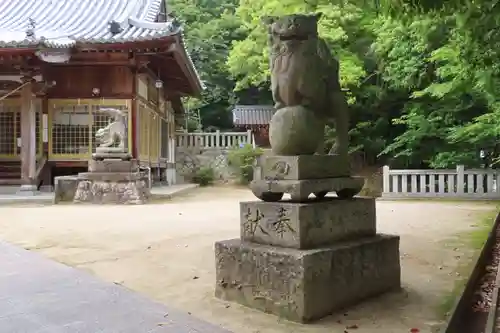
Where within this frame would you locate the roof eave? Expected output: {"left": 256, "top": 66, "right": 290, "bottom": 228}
{"left": 76, "top": 35, "right": 176, "bottom": 51}
{"left": 171, "top": 34, "right": 204, "bottom": 98}
{"left": 0, "top": 46, "right": 38, "bottom": 55}
{"left": 0, "top": 35, "right": 177, "bottom": 55}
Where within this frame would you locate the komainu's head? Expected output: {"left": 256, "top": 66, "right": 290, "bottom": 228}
{"left": 262, "top": 13, "right": 321, "bottom": 40}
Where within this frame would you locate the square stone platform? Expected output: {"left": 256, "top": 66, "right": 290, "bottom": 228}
{"left": 73, "top": 159, "right": 150, "bottom": 204}
{"left": 240, "top": 198, "right": 376, "bottom": 249}
{"left": 215, "top": 235, "right": 401, "bottom": 323}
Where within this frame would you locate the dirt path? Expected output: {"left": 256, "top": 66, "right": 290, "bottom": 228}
{"left": 0, "top": 187, "right": 495, "bottom": 333}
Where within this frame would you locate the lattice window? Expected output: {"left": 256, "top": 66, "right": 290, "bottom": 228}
{"left": 0, "top": 101, "right": 42, "bottom": 157}
{"left": 51, "top": 105, "right": 91, "bottom": 155}
{"left": 49, "top": 100, "right": 130, "bottom": 158}
{"left": 0, "top": 106, "right": 17, "bottom": 156}
{"left": 35, "top": 109, "right": 41, "bottom": 156}
{"left": 14, "top": 103, "right": 42, "bottom": 156}
{"left": 15, "top": 112, "right": 20, "bottom": 154}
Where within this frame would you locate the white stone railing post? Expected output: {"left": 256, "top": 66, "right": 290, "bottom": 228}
{"left": 215, "top": 130, "right": 221, "bottom": 148}
{"left": 382, "top": 165, "right": 390, "bottom": 194}
{"left": 456, "top": 165, "right": 465, "bottom": 195}
{"left": 246, "top": 129, "right": 252, "bottom": 145}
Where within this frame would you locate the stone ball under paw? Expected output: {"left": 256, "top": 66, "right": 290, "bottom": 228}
{"left": 269, "top": 105, "right": 325, "bottom": 155}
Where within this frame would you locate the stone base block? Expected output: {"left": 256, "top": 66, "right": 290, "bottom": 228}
{"left": 215, "top": 235, "right": 401, "bottom": 323}
{"left": 88, "top": 159, "right": 139, "bottom": 173}
{"left": 73, "top": 172, "right": 150, "bottom": 204}
{"left": 77, "top": 172, "right": 144, "bottom": 182}
{"left": 17, "top": 184, "right": 39, "bottom": 196}
{"left": 260, "top": 155, "right": 349, "bottom": 180}
{"left": 240, "top": 198, "right": 376, "bottom": 249}
{"left": 54, "top": 176, "right": 78, "bottom": 203}
{"left": 250, "top": 176, "right": 365, "bottom": 202}
{"left": 92, "top": 151, "right": 132, "bottom": 161}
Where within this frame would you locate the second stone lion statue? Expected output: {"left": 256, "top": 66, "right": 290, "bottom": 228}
{"left": 95, "top": 108, "right": 127, "bottom": 149}
{"left": 263, "top": 13, "right": 350, "bottom": 157}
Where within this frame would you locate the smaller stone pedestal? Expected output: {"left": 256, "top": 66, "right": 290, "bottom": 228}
{"left": 250, "top": 154, "right": 364, "bottom": 202}
{"left": 73, "top": 155, "right": 150, "bottom": 205}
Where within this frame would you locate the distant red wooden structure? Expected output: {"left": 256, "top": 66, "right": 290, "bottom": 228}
{"left": 232, "top": 105, "right": 275, "bottom": 147}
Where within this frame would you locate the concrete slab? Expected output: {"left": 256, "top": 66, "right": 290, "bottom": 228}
{"left": 150, "top": 184, "right": 199, "bottom": 200}
{"left": 0, "top": 184, "right": 199, "bottom": 206}
{"left": 0, "top": 241, "right": 231, "bottom": 333}
{"left": 0, "top": 192, "right": 53, "bottom": 205}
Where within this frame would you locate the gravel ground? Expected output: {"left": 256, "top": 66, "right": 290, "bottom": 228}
{"left": 0, "top": 187, "right": 495, "bottom": 333}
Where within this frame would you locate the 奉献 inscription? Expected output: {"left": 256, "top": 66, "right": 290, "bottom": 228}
{"left": 243, "top": 207, "right": 267, "bottom": 237}
{"left": 240, "top": 199, "right": 376, "bottom": 249}
{"left": 269, "top": 206, "right": 295, "bottom": 238}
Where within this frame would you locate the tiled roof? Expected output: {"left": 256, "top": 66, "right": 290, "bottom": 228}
{"left": 232, "top": 105, "right": 275, "bottom": 126}
{"left": 0, "top": 0, "right": 180, "bottom": 48}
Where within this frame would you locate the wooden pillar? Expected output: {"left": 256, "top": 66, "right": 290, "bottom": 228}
{"left": 20, "top": 77, "right": 37, "bottom": 186}
{"left": 131, "top": 71, "right": 138, "bottom": 158}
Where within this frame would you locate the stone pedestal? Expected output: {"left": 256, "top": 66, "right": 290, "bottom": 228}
{"left": 250, "top": 155, "right": 363, "bottom": 202}
{"left": 240, "top": 198, "right": 376, "bottom": 249}
{"left": 73, "top": 156, "right": 150, "bottom": 205}
{"left": 215, "top": 154, "right": 401, "bottom": 323}
{"left": 215, "top": 235, "right": 400, "bottom": 323}
{"left": 54, "top": 176, "right": 78, "bottom": 203}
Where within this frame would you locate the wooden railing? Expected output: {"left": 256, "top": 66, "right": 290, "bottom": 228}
{"left": 176, "top": 130, "right": 254, "bottom": 149}
{"left": 382, "top": 165, "right": 500, "bottom": 198}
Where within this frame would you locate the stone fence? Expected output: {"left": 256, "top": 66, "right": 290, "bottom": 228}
{"left": 382, "top": 165, "right": 500, "bottom": 199}
{"left": 176, "top": 130, "right": 254, "bottom": 149}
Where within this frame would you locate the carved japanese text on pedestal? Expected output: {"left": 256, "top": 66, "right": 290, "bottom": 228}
{"left": 269, "top": 207, "right": 294, "bottom": 238}
{"left": 243, "top": 208, "right": 266, "bottom": 237}
{"left": 240, "top": 198, "right": 376, "bottom": 249}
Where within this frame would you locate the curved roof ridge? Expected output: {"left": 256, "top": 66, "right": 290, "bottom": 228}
{"left": 111, "top": 0, "right": 144, "bottom": 30}
{"left": 143, "top": 0, "right": 163, "bottom": 22}
{"left": 0, "top": 0, "right": 182, "bottom": 48}
{"left": 128, "top": 17, "right": 174, "bottom": 31}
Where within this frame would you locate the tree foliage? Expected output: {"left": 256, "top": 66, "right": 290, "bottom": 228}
{"left": 169, "top": 0, "right": 244, "bottom": 129}
{"left": 171, "top": 0, "right": 500, "bottom": 168}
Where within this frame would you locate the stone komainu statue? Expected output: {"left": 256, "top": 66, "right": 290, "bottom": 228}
{"left": 95, "top": 108, "right": 127, "bottom": 149}
{"left": 263, "top": 13, "right": 350, "bottom": 156}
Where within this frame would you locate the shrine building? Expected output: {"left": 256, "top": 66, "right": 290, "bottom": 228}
{"left": 0, "top": 0, "right": 203, "bottom": 190}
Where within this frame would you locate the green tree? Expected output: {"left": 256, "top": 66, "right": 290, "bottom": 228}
{"left": 173, "top": 0, "right": 500, "bottom": 169}
{"left": 169, "top": 0, "right": 245, "bottom": 130}
{"left": 376, "top": 0, "right": 500, "bottom": 167}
